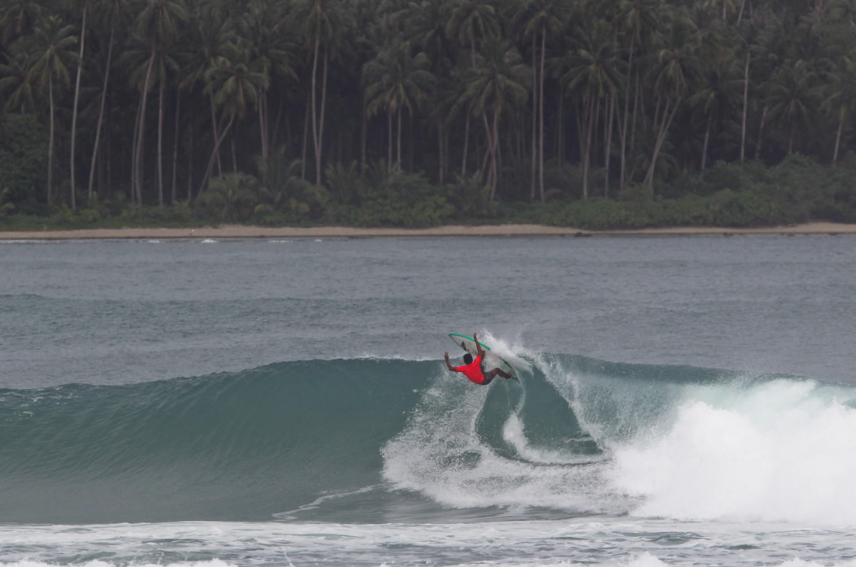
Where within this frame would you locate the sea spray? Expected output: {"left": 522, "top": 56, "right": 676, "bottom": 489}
{"left": 610, "top": 379, "right": 856, "bottom": 524}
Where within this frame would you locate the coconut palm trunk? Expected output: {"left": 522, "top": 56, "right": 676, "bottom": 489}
{"left": 737, "top": 0, "right": 748, "bottom": 23}
{"left": 740, "top": 50, "right": 750, "bottom": 163}
{"left": 310, "top": 36, "right": 329, "bottom": 185}
{"left": 207, "top": 92, "right": 223, "bottom": 176}
{"left": 397, "top": 107, "right": 403, "bottom": 169}
{"left": 833, "top": 111, "right": 844, "bottom": 165}
{"left": 258, "top": 91, "right": 268, "bottom": 160}
{"left": 620, "top": 34, "right": 635, "bottom": 192}
{"left": 88, "top": 18, "right": 114, "bottom": 206}
{"left": 557, "top": 85, "right": 564, "bottom": 166}
{"left": 387, "top": 110, "right": 393, "bottom": 169}
{"left": 171, "top": 88, "right": 180, "bottom": 203}
{"left": 755, "top": 104, "right": 767, "bottom": 160}
{"left": 70, "top": 0, "right": 87, "bottom": 210}
{"left": 186, "top": 122, "right": 193, "bottom": 200}
{"left": 198, "top": 115, "right": 235, "bottom": 196}
{"left": 702, "top": 120, "right": 711, "bottom": 172}
{"left": 530, "top": 34, "right": 537, "bottom": 200}
{"left": 157, "top": 75, "right": 165, "bottom": 207}
{"left": 481, "top": 113, "right": 494, "bottom": 179}
{"left": 131, "top": 93, "right": 142, "bottom": 201}
{"left": 489, "top": 109, "right": 500, "bottom": 202}
{"left": 47, "top": 73, "right": 55, "bottom": 207}
{"left": 134, "top": 48, "right": 156, "bottom": 204}
{"left": 645, "top": 98, "right": 681, "bottom": 196}
{"left": 582, "top": 95, "right": 594, "bottom": 200}
{"left": 437, "top": 120, "right": 444, "bottom": 184}
{"left": 538, "top": 26, "right": 546, "bottom": 203}
{"left": 461, "top": 114, "right": 470, "bottom": 176}
{"left": 361, "top": 95, "right": 367, "bottom": 173}
{"left": 604, "top": 93, "right": 615, "bottom": 198}
{"left": 630, "top": 72, "right": 640, "bottom": 155}
{"left": 301, "top": 92, "right": 309, "bottom": 179}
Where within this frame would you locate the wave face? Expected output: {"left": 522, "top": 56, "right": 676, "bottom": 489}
{"left": 0, "top": 360, "right": 426, "bottom": 523}
{"left": 3, "top": 355, "right": 856, "bottom": 525}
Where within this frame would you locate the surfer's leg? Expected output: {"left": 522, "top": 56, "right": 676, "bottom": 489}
{"left": 483, "top": 368, "right": 509, "bottom": 383}
{"left": 494, "top": 368, "right": 512, "bottom": 379}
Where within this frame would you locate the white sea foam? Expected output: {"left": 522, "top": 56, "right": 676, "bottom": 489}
{"left": 477, "top": 329, "right": 535, "bottom": 375}
{"left": 2, "top": 520, "right": 855, "bottom": 567}
{"left": 0, "top": 562, "right": 236, "bottom": 567}
{"left": 503, "top": 413, "right": 602, "bottom": 465}
{"left": 610, "top": 379, "right": 856, "bottom": 524}
{"left": 381, "top": 367, "right": 621, "bottom": 514}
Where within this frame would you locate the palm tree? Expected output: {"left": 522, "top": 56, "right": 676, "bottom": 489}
{"left": 129, "top": 0, "right": 188, "bottom": 204}
{"left": 558, "top": 18, "right": 624, "bottom": 199}
{"left": 197, "top": 43, "right": 269, "bottom": 197}
{"left": 409, "top": 0, "right": 453, "bottom": 182}
{"left": 445, "top": 0, "right": 499, "bottom": 66}
{"left": 28, "top": 15, "right": 78, "bottom": 208}
{"left": 87, "top": 0, "right": 129, "bottom": 206}
{"left": 820, "top": 53, "right": 856, "bottom": 164}
{"left": 734, "top": 15, "right": 766, "bottom": 163}
{"left": 292, "top": 0, "right": 347, "bottom": 186}
{"left": 0, "top": 0, "right": 42, "bottom": 45}
{"left": 363, "top": 40, "right": 434, "bottom": 170}
{"left": 410, "top": 0, "right": 453, "bottom": 68}
{"left": 689, "top": 55, "right": 741, "bottom": 171}
{"left": 451, "top": 37, "right": 529, "bottom": 200}
{"left": 644, "top": 8, "right": 703, "bottom": 195}
{"left": 152, "top": 47, "right": 180, "bottom": 207}
{"left": 0, "top": 50, "right": 38, "bottom": 113}
{"left": 767, "top": 62, "right": 816, "bottom": 154}
{"left": 198, "top": 171, "right": 258, "bottom": 221}
{"left": 512, "top": 0, "right": 566, "bottom": 202}
{"left": 239, "top": 0, "right": 297, "bottom": 161}
{"left": 69, "top": 0, "right": 90, "bottom": 208}
{"left": 445, "top": 0, "right": 499, "bottom": 178}
{"left": 257, "top": 147, "right": 324, "bottom": 212}
{"left": 617, "top": 0, "right": 661, "bottom": 192}
{"left": 180, "top": 3, "right": 233, "bottom": 180}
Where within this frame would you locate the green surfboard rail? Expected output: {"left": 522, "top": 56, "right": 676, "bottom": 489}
{"left": 449, "top": 333, "right": 492, "bottom": 352}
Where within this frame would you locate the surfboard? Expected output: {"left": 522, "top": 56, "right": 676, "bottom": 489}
{"left": 449, "top": 333, "right": 516, "bottom": 378}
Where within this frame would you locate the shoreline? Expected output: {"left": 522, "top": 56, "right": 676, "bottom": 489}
{"left": 1, "top": 221, "right": 856, "bottom": 240}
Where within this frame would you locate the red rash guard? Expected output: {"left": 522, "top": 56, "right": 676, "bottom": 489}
{"left": 456, "top": 356, "right": 486, "bottom": 385}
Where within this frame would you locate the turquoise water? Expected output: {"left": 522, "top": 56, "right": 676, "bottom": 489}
{"left": 1, "top": 236, "right": 856, "bottom": 566}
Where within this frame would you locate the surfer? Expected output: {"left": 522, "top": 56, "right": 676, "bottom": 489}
{"left": 444, "top": 332, "right": 512, "bottom": 385}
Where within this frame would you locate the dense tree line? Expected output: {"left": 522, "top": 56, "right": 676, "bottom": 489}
{"left": 1, "top": 0, "right": 856, "bottom": 227}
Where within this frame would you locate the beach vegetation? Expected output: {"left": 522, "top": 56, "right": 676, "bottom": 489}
{"left": 1, "top": 0, "right": 856, "bottom": 230}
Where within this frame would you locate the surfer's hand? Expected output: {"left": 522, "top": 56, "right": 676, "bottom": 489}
{"left": 444, "top": 352, "right": 449, "bottom": 360}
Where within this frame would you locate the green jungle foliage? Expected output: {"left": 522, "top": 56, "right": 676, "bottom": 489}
{"left": 2, "top": 0, "right": 856, "bottom": 229}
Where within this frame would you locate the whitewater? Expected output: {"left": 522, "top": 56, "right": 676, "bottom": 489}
{"left": 1, "top": 236, "right": 855, "bottom": 566}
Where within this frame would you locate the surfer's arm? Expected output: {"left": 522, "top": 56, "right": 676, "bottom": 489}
{"left": 443, "top": 352, "right": 456, "bottom": 372}
{"left": 473, "top": 333, "right": 486, "bottom": 359}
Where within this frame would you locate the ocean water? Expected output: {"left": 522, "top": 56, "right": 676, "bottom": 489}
{"left": 1, "top": 235, "right": 855, "bottom": 566}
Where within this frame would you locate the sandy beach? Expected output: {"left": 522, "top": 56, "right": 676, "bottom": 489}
{"left": 1, "top": 222, "right": 855, "bottom": 240}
